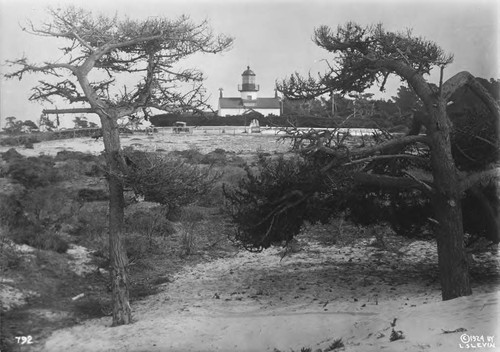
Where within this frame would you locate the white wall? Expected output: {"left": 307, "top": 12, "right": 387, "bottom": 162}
{"left": 219, "top": 107, "right": 281, "bottom": 117}
{"left": 240, "top": 91, "right": 258, "bottom": 100}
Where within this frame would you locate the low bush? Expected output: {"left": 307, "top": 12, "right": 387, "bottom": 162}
{"left": 54, "top": 150, "right": 99, "bottom": 162}
{"left": 0, "top": 192, "right": 25, "bottom": 229}
{"left": 0, "top": 228, "right": 23, "bottom": 269}
{"left": 0, "top": 134, "right": 42, "bottom": 147}
{"left": 345, "top": 187, "right": 433, "bottom": 239}
{"left": 198, "top": 165, "right": 247, "bottom": 208}
{"left": 9, "top": 225, "right": 70, "bottom": 253}
{"left": 179, "top": 225, "right": 197, "bottom": 256}
{"left": 168, "top": 148, "right": 204, "bottom": 164}
{"left": 20, "top": 186, "right": 79, "bottom": 229}
{"left": 1, "top": 148, "right": 23, "bottom": 162}
{"left": 69, "top": 202, "right": 108, "bottom": 241}
{"left": 179, "top": 206, "right": 209, "bottom": 223}
{"left": 123, "top": 232, "right": 151, "bottom": 262}
{"left": 123, "top": 148, "right": 221, "bottom": 213}
{"left": 7, "top": 156, "right": 62, "bottom": 188}
{"left": 4, "top": 186, "right": 77, "bottom": 253}
{"left": 200, "top": 150, "right": 228, "bottom": 165}
{"left": 224, "top": 154, "right": 341, "bottom": 250}
{"left": 124, "top": 205, "right": 175, "bottom": 246}
{"left": 54, "top": 151, "right": 106, "bottom": 178}
{"left": 77, "top": 188, "right": 109, "bottom": 202}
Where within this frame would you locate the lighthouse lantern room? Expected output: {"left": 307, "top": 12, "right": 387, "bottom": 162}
{"left": 238, "top": 66, "right": 260, "bottom": 100}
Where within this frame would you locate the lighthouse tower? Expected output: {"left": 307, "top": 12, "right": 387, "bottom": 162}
{"left": 238, "top": 66, "right": 259, "bottom": 100}
{"left": 218, "top": 66, "right": 281, "bottom": 116}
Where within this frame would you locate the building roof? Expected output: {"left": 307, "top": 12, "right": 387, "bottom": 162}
{"left": 242, "top": 66, "right": 255, "bottom": 76}
{"left": 219, "top": 97, "right": 281, "bottom": 109}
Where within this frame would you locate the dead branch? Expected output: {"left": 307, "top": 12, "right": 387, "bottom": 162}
{"left": 42, "top": 108, "right": 96, "bottom": 114}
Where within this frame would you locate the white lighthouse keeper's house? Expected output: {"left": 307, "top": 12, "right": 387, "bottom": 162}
{"left": 218, "top": 66, "right": 281, "bottom": 117}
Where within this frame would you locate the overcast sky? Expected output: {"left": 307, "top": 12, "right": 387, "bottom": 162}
{"left": 0, "top": 0, "right": 498, "bottom": 128}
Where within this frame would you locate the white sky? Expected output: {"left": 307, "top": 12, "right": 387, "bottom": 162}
{"left": 0, "top": 0, "right": 498, "bottom": 128}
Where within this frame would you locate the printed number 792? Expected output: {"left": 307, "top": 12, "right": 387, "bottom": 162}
{"left": 15, "top": 336, "right": 33, "bottom": 344}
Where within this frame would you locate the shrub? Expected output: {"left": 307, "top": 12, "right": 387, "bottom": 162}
{"left": 9, "top": 225, "right": 70, "bottom": 253}
{"left": 1, "top": 148, "right": 23, "bottom": 162}
{"left": 77, "top": 188, "right": 109, "bottom": 202}
{"left": 20, "top": 186, "right": 79, "bottom": 229}
{"left": 345, "top": 187, "right": 433, "bottom": 238}
{"left": 123, "top": 149, "right": 221, "bottom": 212}
{"left": 224, "top": 154, "right": 342, "bottom": 250}
{"left": 225, "top": 150, "right": 437, "bottom": 250}
{"left": 85, "top": 162, "right": 106, "bottom": 177}
{"left": 0, "top": 227, "right": 23, "bottom": 269}
{"left": 54, "top": 150, "right": 99, "bottom": 162}
{"left": 124, "top": 205, "right": 175, "bottom": 246}
{"left": 54, "top": 151, "right": 106, "bottom": 178}
{"left": 7, "top": 156, "right": 61, "bottom": 188}
{"left": 198, "top": 165, "right": 247, "bottom": 208}
{"left": 0, "top": 191, "right": 25, "bottom": 229}
{"left": 91, "top": 230, "right": 157, "bottom": 264}
{"left": 123, "top": 232, "right": 151, "bottom": 262}
{"left": 200, "top": 150, "right": 228, "bottom": 165}
{"left": 179, "top": 206, "right": 209, "bottom": 223}
{"left": 0, "top": 134, "right": 42, "bottom": 147}
{"left": 179, "top": 226, "right": 196, "bottom": 256}
{"left": 168, "top": 148, "right": 204, "bottom": 164}
{"left": 70, "top": 202, "right": 108, "bottom": 240}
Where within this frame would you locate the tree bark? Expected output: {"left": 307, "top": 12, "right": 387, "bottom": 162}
{"left": 42, "top": 108, "right": 96, "bottom": 114}
{"left": 99, "top": 113, "right": 132, "bottom": 325}
{"left": 72, "top": 67, "right": 132, "bottom": 326}
{"left": 467, "top": 186, "right": 500, "bottom": 243}
{"left": 352, "top": 172, "right": 431, "bottom": 192}
{"left": 426, "top": 98, "right": 472, "bottom": 300}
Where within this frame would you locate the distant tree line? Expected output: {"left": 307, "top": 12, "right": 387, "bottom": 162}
{"left": 149, "top": 111, "right": 397, "bottom": 129}
{"left": 150, "top": 79, "right": 498, "bottom": 131}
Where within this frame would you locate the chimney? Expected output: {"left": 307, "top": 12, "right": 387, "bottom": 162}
{"left": 219, "top": 88, "right": 223, "bottom": 98}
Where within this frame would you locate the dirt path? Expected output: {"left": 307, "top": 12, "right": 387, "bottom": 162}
{"left": 38, "top": 234, "right": 499, "bottom": 352}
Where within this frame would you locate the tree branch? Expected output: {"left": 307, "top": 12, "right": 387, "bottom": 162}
{"left": 42, "top": 108, "right": 96, "bottom": 114}
{"left": 459, "top": 167, "right": 500, "bottom": 193}
{"left": 352, "top": 172, "right": 432, "bottom": 192}
{"left": 442, "top": 71, "right": 500, "bottom": 121}
{"left": 318, "top": 134, "right": 429, "bottom": 159}
{"left": 343, "top": 153, "right": 427, "bottom": 166}
{"left": 5, "top": 59, "right": 77, "bottom": 80}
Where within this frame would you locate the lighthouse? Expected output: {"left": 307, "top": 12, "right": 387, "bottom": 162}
{"left": 238, "top": 66, "right": 259, "bottom": 100}
{"left": 218, "top": 66, "right": 281, "bottom": 117}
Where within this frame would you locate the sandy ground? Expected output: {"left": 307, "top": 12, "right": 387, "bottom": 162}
{"left": 3, "top": 133, "right": 499, "bottom": 352}
{"left": 0, "top": 130, "right": 292, "bottom": 157}
{"left": 37, "top": 235, "right": 499, "bottom": 352}
{"left": 0, "top": 243, "right": 95, "bottom": 312}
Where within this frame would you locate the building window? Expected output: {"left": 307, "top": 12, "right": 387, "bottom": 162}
{"left": 247, "top": 95, "right": 252, "bottom": 100}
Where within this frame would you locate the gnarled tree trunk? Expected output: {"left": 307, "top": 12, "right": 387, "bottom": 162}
{"left": 426, "top": 98, "right": 471, "bottom": 300}
{"left": 99, "top": 113, "right": 132, "bottom": 325}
